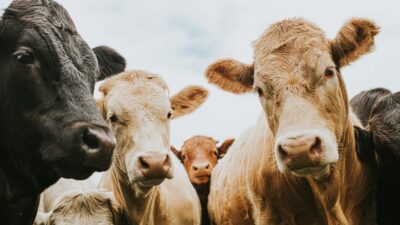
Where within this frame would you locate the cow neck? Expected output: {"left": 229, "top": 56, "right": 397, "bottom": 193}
{"left": 109, "top": 158, "right": 162, "bottom": 224}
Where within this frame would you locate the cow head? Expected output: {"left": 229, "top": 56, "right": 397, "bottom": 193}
{"left": 97, "top": 71, "right": 208, "bottom": 194}
{"left": 368, "top": 92, "right": 400, "bottom": 160}
{"left": 0, "top": 0, "right": 126, "bottom": 192}
{"left": 33, "top": 190, "right": 127, "bottom": 225}
{"left": 206, "top": 18, "right": 379, "bottom": 179}
{"left": 171, "top": 136, "right": 234, "bottom": 186}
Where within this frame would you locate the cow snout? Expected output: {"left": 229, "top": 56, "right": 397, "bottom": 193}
{"left": 192, "top": 162, "right": 211, "bottom": 172}
{"left": 278, "top": 135, "right": 324, "bottom": 171}
{"left": 73, "top": 122, "right": 115, "bottom": 170}
{"left": 137, "top": 152, "right": 173, "bottom": 182}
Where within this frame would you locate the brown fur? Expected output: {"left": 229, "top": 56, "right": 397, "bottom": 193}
{"left": 172, "top": 136, "right": 234, "bottom": 225}
{"left": 206, "top": 18, "right": 379, "bottom": 225}
{"left": 170, "top": 86, "right": 209, "bottom": 119}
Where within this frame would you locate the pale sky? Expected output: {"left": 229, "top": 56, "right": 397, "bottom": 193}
{"left": 1, "top": 0, "right": 399, "bottom": 147}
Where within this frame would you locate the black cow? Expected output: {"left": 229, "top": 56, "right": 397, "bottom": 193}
{"left": 0, "top": 0, "right": 126, "bottom": 224}
{"left": 351, "top": 88, "right": 400, "bottom": 225}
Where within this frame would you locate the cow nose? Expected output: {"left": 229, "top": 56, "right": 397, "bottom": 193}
{"left": 278, "top": 135, "right": 322, "bottom": 170}
{"left": 192, "top": 163, "right": 210, "bottom": 171}
{"left": 79, "top": 124, "right": 115, "bottom": 170}
{"left": 137, "top": 152, "right": 173, "bottom": 181}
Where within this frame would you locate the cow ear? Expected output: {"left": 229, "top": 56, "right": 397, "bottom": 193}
{"left": 170, "top": 146, "right": 182, "bottom": 160}
{"left": 206, "top": 59, "right": 254, "bottom": 94}
{"left": 353, "top": 126, "right": 375, "bottom": 161}
{"left": 217, "top": 138, "right": 235, "bottom": 158}
{"left": 93, "top": 46, "right": 126, "bottom": 81}
{"left": 331, "top": 18, "right": 380, "bottom": 67}
{"left": 33, "top": 211, "right": 50, "bottom": 225}
{"left": 170, "top": 86, "right": 208, "bottom": 119}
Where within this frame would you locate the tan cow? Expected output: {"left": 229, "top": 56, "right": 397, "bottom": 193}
{"left": 98, "top": 71, "right": 208, "bottom": 225}
{"left": 171, "top": 136, "right": 234, "bottom": 225}
{"left": 205, "top": 18, "right": 379, "bottom": 225}
{"left": 34, "top": 177, "right": 126, "bottom": 225}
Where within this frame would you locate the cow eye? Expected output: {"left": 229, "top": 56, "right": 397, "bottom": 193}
{"left": 167, "top": 112, "right": 172, "bottom": 119}
{"left": 256, "top": 87, "right": 264, "bottom": 96}
{"left": 109, "top": 113, "right": 118, "bottom": 123}
{"left": 13, "top": 49, "right": 35, "bottom": 65}
{"left": 324, "top": 67, "right": 336, "bottom": 79}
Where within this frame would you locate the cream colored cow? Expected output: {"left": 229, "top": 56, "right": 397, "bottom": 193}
{"left": 34, "top": 177, "right": 126, "bottom": 225}
{"left": 98, "top": 70, "right": 207, "bottom": 225}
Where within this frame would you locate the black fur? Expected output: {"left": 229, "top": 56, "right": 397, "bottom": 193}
{"left": 351, "top": 89, "right": 400, "bottom": 225}
{"left": 0, "top": 0, "right": 125, "bottom": 224}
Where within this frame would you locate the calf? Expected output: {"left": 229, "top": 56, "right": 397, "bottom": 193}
{"left": 351, "top": 88, "right": 400, "bottom": 225}
{"left": 205, "top": 18, "right": 379, "bottom": 224}
{"left": 171, "top": 136, "right": 234, "bottom": 225}
{"left": 98, "top": 71, "right": 208, "bottom": 225}
{"left": 0, "top": 0, "right": 125, "bottom": 224}
{"left": 34, "top": 178, "right": 127, "bottom": 225}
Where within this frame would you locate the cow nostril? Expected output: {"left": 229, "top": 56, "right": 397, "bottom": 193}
{"left": 82, "top": 128, "right": 100, "bottom": 149}
{"left": 311, "top": 137, "right": 321, "bottom": 152}
{"left": 139, "top": 157, "right": 150, "bottom": 169}
{"left": 205, "top": 164, "right": 210, "bottom": 169}
{"left": 193, "top": 166, "right": 198, "bottom": 171}
{"left": 310, "top": 137, "right": 322, "bottom": 155}
{"left": 278, "top": 145, "right": 289, "bottom": 161}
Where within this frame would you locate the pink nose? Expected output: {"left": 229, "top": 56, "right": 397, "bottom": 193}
{"left": 137, "top": 152, "right": 172, "bottom": 180}
{"left": 278, "top": 135, "right": 323, "bottom": 170}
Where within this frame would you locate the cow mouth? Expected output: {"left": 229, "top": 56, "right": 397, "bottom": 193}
{"left": 193, "top": 174, "right": 211, "bottom": 184}
{"left": 291, "top": 165, "right": 331, "bottom": 178}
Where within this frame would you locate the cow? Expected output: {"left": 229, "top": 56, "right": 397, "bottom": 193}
{"left": 0, "top": 0, "right": 126, "bottom": 224}
{"left": 351, "top": 88, "right": 400, "bottom": 225}
{"left": 98, "top": 70, "right": 208, "bottom": 225}
{"left": 205, "top": 18, "right": 379, "bottom": 225}
{"left": 171, "top": 136, "right": 234, "bottom": 225}
{"left": 33, "top": 177, "right": 128, "bottom": 225}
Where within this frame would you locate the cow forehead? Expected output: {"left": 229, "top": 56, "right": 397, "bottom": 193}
{"left": 253, "top": 19, "right": 331, "bottom": 80}
{"left": 183, "top": 137, "right": 217, "bottom": 154}
{"left": 6, "top": 0, "right": 76, "bottom": 34}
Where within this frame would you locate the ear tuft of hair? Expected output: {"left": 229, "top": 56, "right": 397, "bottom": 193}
{"left": 205, "top": 59, "right": 254, "bottom": 94}
{"left": 331, "top": 18, "right": 380, "bottom": 67}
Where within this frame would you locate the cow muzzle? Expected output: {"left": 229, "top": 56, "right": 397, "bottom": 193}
{"left": 132, "top": 151, "right": 173, "bottom": 186}
{"left": 73, "top": 122, "right": 116, "bottom": 170}
{"left": 276, "top": 134, "right": 337, "bottom": 178}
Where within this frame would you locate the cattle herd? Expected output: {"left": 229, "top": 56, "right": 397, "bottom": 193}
{"left": 0, "top": 0, "right": 398, "bottom": 225}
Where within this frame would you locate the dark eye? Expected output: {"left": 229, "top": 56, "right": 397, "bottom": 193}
{"left": 13, "top": 49, "right": 35, "bottom": 65}
{"left": 109, "top": 113, "right": 118, "bottom": 123}
{"left": 256, "top": 87, "right": 264, "bottom": 96}
{"left": 324, "top": 67, "right": 336, "bottom": 79}
{"left": 167, "top": 112, "right": 172, "bottom": 119}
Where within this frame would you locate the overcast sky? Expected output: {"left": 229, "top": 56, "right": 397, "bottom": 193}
{"left": 1, "top": 0, "right": 399, "bottom": 147}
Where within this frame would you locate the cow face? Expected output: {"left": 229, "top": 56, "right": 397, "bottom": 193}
{"left": 34, "top": 191, "right": 126, "bottom": 225}
{"left": 368, "top": 92, "right": 400, "bottom": 160}
{"left": 206, "top": 18, "right": 379, "bottom": 178}
{"left": 171, "top": 136, "right": 234, "bottom": 186}
{"left": 97, "top": 71, "right": 208, "bottom": 192}
{"left": 0, "top": 0, "right": 126, "bottom": 186}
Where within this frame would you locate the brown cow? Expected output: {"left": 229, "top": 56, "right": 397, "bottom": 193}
{"left": 98, "top": 71, "right": 208, "bottom": 225}
{"left": 171, "top": 136, "right": 234, "bottom": 225}
{"left": 205, "top": 18, "right": 379, "bottom": 225}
